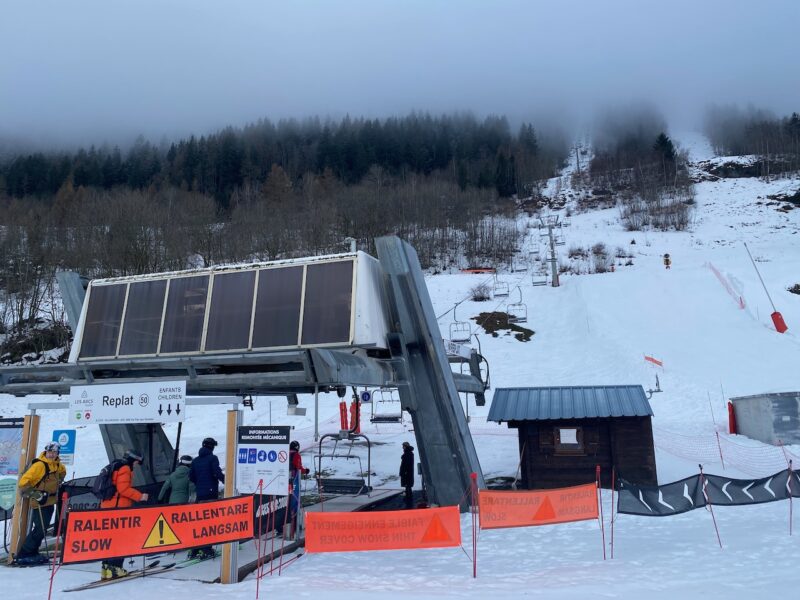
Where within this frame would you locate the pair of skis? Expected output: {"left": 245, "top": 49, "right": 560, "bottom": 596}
{"left": 62, "top": 551, "right": 220, "bottom": 592}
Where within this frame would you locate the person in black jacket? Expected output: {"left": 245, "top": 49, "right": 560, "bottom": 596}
{"left": 188, "top": 437, "right": 225, "bottom": 559}
{"left": 399, "top": 441, "right": 415, "bottom": 508}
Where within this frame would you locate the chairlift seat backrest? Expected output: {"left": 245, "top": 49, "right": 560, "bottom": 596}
{"left": 449, "top": 321, "right": 471, "bottom": 343}
{"left": 507, "top": 304, "right": 528, "bottom": 323}
{"left": 371, "top": 389, "right": 403, "bottom": 423}
{"left": 493, "top": 280, "right": 509, "bottom": 297}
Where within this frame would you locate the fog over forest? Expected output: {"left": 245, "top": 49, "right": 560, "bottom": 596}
{"left": 1, "top": 0, "right": 797, "bottom": 150}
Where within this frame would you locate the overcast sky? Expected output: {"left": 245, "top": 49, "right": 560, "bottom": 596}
{"left": 1, "top": 0, "right": 797, "bottom": 148}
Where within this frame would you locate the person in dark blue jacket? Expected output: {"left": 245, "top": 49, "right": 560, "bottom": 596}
{"left": 188, "top": 437, "right": 225, "bottom": 559}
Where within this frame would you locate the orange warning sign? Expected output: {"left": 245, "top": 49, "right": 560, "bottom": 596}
{"left": 479, "top": 483, "right": 598, "bottom": 529}
{"left": 62, "top": 495, "right": 253, "bottom": 564}
{"left": 305, "top": 506, "right": 461, "bottom": 553}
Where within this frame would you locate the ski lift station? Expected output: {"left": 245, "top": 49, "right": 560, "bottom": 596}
{"left": 0, "top": 237, "right": 489, "bottom": 582}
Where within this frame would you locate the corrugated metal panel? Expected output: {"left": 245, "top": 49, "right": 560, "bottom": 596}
{"left": 487, "top": 385, "right": 653, "bottom": 422}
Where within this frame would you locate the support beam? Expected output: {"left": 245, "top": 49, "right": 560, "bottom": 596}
{"left": 7, "top": 414, "right": 40, "bottom": 563}
{"left": 220, "top": 408, "right": 241, "bottom": 584}
{"left": 376, "top": 236, "right": 484, "bottom": 509}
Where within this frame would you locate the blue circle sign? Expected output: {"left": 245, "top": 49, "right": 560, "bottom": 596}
{"left": 360, "top": 391, "right": 371, "bottom": 402}
{"left": 257, "top": 450, "right": 268, "bottom": 462}
{"left": 268, "top": 450, "right": 277, "bottom": 462}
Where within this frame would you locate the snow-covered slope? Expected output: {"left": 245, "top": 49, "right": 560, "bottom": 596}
{"left": 3, "top": 132, "right": 800, "bottom": 598}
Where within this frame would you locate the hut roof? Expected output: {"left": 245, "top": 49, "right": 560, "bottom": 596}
{"left": 488, "top": 385, "right": 653, "bottom": 423}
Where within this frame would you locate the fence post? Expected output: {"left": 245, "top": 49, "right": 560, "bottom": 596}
{"left": 596, "top": 465, "right": 606, "bottom": 560}
{"left": 699, "top": 464, "right": 723, "bottom": 549}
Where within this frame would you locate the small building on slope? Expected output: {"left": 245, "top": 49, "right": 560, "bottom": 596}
{"left": 730, "top": 391, "right": 800, "bottom": 446}
{"left": 488, "top": 385, "right": 657, "bottom": 489}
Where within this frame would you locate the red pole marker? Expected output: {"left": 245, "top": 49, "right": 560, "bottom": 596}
{"left": 471, "top": 472, "right": 478, "bottom": 578}
{"left": 610, "top": 467, "right": 616, "bottom": 560}
{"left": 596, "top": 465, "right": 606, "bottom": 560}
{"left": 48, "top": 492, "right": 70, "bottom": 600}
{"left": 744, "top": 242, "right": 788, "bottom": 333}
{"left": 699, "top": 465, "right": 723, "bottom": 549}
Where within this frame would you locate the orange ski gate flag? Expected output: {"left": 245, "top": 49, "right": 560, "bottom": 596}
{"left": 644, "top": 355, "right": 663, "bottom": 368}
{"left": 62, "top": 495, "right": 253, "bottom": 564}
{"left": 479, "top": 483, "right": 598, "bottom": 529}
{"left": 305, "top": 506, "right": 461, "bottom": 553}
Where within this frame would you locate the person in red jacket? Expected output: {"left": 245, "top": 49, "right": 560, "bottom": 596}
{"left": 100, "top": 450, "right": 149, "bottom": 580}
{"left": 289, "top": 440, "right": 310, "bottom": 479}
{"left": 281, "top": 441, "right": 309, "bottom": 538}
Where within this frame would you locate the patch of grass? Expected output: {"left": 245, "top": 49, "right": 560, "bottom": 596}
{"left": 470, "top": 283, "right": 492, "bottom": 301}
{"left": 473, "top": 311, "right": 534, "bottom": 342}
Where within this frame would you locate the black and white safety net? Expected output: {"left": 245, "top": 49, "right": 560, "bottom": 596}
{"left": 618, "top": 468, "right": 800, "bottom": 517}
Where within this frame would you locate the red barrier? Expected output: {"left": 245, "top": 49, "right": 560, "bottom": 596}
{"left": 305, "top": 507, "right": 461, "bottom": 553}
{"left": 479, "top": 483, "right": 598, "bottom": 529}
{"left": 62, "top": 496, "right": 253, "bottom": 564}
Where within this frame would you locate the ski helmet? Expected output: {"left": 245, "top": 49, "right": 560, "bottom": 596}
{"left": 44, "top": 441, "right": 61, "bottom": 453}
{"left": 202, "top": 437, "right": 218, "bottom": 449}
{"left": 179, "top": 455, "right": 193, "bottom": 466}
{"left": 290, "top": 441, "right": 300, "bottom": 451}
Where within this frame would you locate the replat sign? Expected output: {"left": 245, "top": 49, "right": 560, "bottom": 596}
{"left": 61, "top": 495, "right": 253, "bottom": 563}
{"left": 69, "top": 380, "right": 186, "bottom": 425}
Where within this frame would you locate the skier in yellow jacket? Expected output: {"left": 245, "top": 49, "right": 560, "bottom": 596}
{"left": 14, "top": 442, "right": 67, "bottom": 565}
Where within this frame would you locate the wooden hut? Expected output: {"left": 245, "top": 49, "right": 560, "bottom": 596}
{"left": 488, "top": 385, "right": 657, "bottom": 488}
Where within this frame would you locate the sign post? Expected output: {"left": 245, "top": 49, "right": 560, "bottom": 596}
{"left": 236, "top": 426, "right": 290, "bottom": 495}
{"left": 52, "top": 430, "right": 76, "bottom": 466}
{"left": 69, "top": 380, "right": 186, "bottom": 425}
{"left": 221, "top": 408, "right": 242, "bottom": 584}
{"left": 7, "top": 413, "right": 39, "bottom": 563}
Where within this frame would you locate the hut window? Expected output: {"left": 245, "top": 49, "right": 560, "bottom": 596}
{"left": 554, "top": 427, "right": 584, "bottom": 454}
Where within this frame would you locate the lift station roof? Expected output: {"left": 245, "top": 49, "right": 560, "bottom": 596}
{"left": 69, "top": 251, "right": 391, "bottom": 363}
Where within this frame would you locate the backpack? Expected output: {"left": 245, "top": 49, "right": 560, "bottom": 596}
{"left": 91, "top": 460, "right": 125, "bottom": 501}
{"left": 29, "top": 458, "right": 51, "bottom": 488}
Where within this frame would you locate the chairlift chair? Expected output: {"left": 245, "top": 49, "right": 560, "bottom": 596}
{"left": 531, "top": 271, "right": 548, "bottom": 286}
{"left": 511, "top": 257, "right": 529, "bottom": 272}
{"left": 370, "top": 388, "right": 403, "bottom": 424}
{"left": 506, "top": 286, "right": 528, "bottom": 323}
{"left": 449, "top": 304, "right": 472, "bottom": 343}
{"left": 493, "top": 276, "right": 509, "bottom": 297}
{"left": 315, "top": 433, "right": 372, "bottom": 496}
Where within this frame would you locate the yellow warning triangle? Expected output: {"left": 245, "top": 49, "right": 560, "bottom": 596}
{"left": 533, "top": 497, "right": 556, "bottom": 522}
{"left": 142, "top": 514, "right": 182, "bottom": 549}
{"left": 420, "top": 514, "right": 452, "bottom": 543}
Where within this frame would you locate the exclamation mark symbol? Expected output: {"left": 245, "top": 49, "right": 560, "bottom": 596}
{"left": 159, "top": 519, "right": 164, "bottom": 545}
